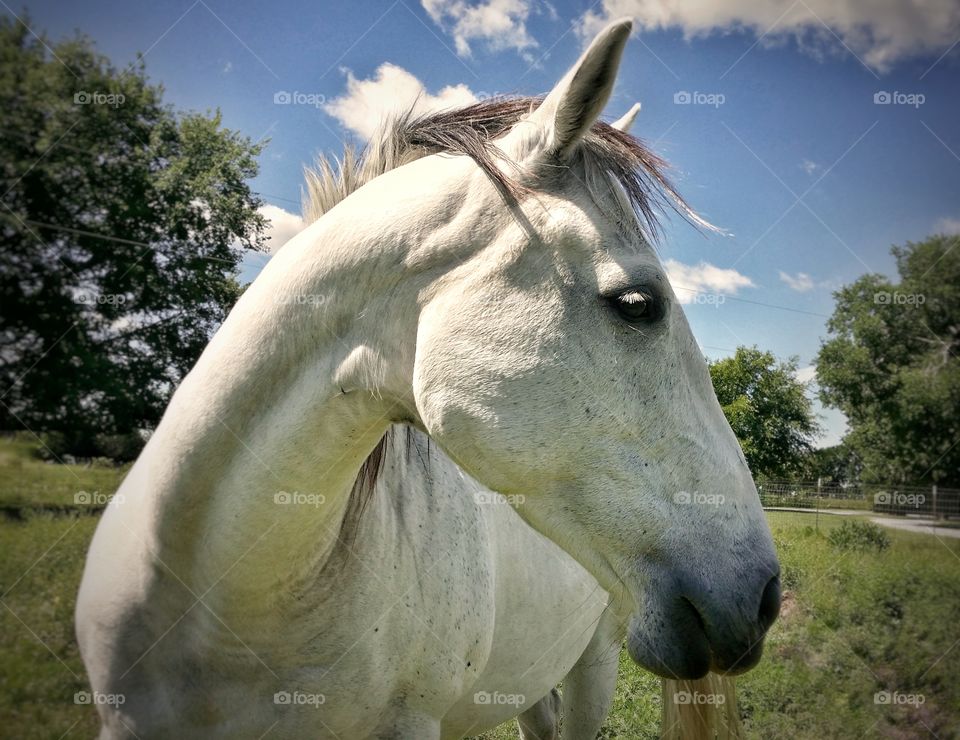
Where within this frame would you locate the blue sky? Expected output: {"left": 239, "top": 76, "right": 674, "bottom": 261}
{"left": 12, "top": 0, "right": 960, "bottom": 446}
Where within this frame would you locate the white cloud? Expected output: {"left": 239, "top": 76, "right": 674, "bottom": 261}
{"left": 778, "top": 270, "right": 815, "bottom": 292}
{"left": 577, "top": 0, "right": 960, "bottom": 72}
{"left": 663, "top": 259, "right": 755, "bottom": 303}
{"left": 800, "top": 159, "right": 820, "bottom": 176}
{"left": 795, "top": 365, "right": 817, "bottom": 384}
{"left": 260, "top": 204, "right": 305, "bottom": 254}
{"left": 324, "top": 63, "right": 478, "bottom": 141}
{"left": 422, "top": 0, "right": 538, "bottom": 57}
{"left": 933, "top": 216, "right": 960, "bottom": 236}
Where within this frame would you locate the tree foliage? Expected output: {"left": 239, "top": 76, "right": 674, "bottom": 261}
{"left": 798, "top": 443, "right": 863, "bottom": 485}
{"left": 0, "top": 18, "right": 266, "bottom": 456}
{"left": 816, "top": 235, "right": 960, "bottom": 487}
{"left": 709, "top": 347, "right": 819, "bottom": 480}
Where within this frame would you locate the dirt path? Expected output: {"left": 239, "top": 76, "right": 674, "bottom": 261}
{"left": 868, "top": 516, "right": 960, "bottom": 539}
{"left": 766, "top": 507, "right": 960, "bottom": 539}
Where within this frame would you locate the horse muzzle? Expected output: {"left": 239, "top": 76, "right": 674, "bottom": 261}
{"left": 624, "top": 565, "right": 781, "bottom": 680}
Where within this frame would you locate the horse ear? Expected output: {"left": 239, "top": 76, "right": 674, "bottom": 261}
{"left": 527, "top": 19, "right": 632, "bottom": 157}
{"left": 611, "top": 102, "right": 641, "bottom": 132}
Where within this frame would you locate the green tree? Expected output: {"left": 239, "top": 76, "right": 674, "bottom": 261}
{"left": 0, "top": 18, "right": 266, "bottom": 456}
{"left": 709, "top": 347, "right": 819, "bottom": 479}
{"left": 816, "top": 235, "right": 960, "bottom": 487}
{"left": 798, "top": 443, "right": 862, "bottom": 485}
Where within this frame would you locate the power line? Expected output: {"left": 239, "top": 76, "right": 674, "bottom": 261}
{"left": 2, "top": 216, "right": 240, "bottom": 264}
{"left": 5, "top": 216, "right": 834, "bottom": 321}
{"left": 672, "top": 285, "right": 831, "bottom": 318}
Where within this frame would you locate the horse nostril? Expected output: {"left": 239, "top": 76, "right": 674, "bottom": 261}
{"left": 758, "top": 574, "right": 781, "bottom": 629}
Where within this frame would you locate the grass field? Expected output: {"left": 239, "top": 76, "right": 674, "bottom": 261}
{"left": 0, "top": 435, "right": 128, "bottom": 509}
{"left": 759, "top": 495, "right": 874, "bottom": 511}
{"left": 1, "top": 439, "right": 958, "bottom": 739}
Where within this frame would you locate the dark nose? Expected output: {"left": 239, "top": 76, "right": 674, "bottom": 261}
{"left": 704, "top": 572, "right": 781, "bottom": 674}
{"left": 758, "top": 573, "right": 781, "bottom": 629}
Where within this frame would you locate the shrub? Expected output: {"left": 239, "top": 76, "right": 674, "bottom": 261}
{"left": 92, "top": 432, "right": 145, "bottom": 462}
{"left": 30, "top": 431, "right": 69, "bottom": 461}
{"left": 827, "top": 520, "right": 891, "bottom": 552}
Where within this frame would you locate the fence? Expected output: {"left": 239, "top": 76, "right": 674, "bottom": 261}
{"left": 757, "top": 480, "right": 960, "bottom": 519}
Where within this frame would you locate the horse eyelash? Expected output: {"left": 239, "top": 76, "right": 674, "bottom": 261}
{"left": 618, "top": 291, "right": 648, "bottom": 305}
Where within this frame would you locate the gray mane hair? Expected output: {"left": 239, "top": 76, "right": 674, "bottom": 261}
{"left": 302, "top": 96, "right": 710, "bottom": 242}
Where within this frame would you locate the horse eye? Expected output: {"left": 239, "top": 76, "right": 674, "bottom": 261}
{"left": 611, "top": 290, "right": 658, "bottom": 323}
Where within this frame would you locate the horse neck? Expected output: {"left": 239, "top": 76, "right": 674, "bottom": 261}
{"left": 133, "top": 210, "right": 419, "bottom": 619}
{"left": 126, "top": 154, "right": 491, "bottom": 624}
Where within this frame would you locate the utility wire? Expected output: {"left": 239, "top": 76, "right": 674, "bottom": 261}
{"left": 6, "top": 216, "right": 834, "bottom": 320}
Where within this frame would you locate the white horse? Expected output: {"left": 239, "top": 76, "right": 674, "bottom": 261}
{"left": 77, "top": 19, "right": 780, "bottom": 739}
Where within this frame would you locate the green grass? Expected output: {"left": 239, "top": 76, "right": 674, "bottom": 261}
{"left": 0, "top": 435, "right": 127, "bottom": 509}
{"left": 1, "top": 439, "right": 958, "bottom": 739}
{"left": 0, "top": 512, "right": 101, "bottom": 738}
{"left": 738, "top": 512, "right": 960, "bottom": 739}
{"left": 761, "top": 495, "right": 874, "bottom": 511}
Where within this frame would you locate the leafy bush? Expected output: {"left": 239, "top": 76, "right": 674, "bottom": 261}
{"left": 24, "top": 430, "right": 142, "bottom": 463}
{"left": 92, "top": 433, "right": 145, "bottom": 462}
{"left": 827, "top": 520, "right": 891, "bottom": 551}
{"left": 27, "top": 431, "right": 68, "bottom": 461}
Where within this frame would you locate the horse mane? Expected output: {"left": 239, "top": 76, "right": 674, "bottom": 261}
{"left": 302, "top": 96, "right": 710, "bottom": 240}
{"left": 304, "top": 96, "right": 704, "bottom": 537}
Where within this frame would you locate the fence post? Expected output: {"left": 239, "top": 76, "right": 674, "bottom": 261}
{"left": 932, "top": 484, "right": 939, "bottom": 520}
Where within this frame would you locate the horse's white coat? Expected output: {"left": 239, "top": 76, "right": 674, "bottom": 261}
{"left": 77, "top": 19, "right": 779, "bottom": 739}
